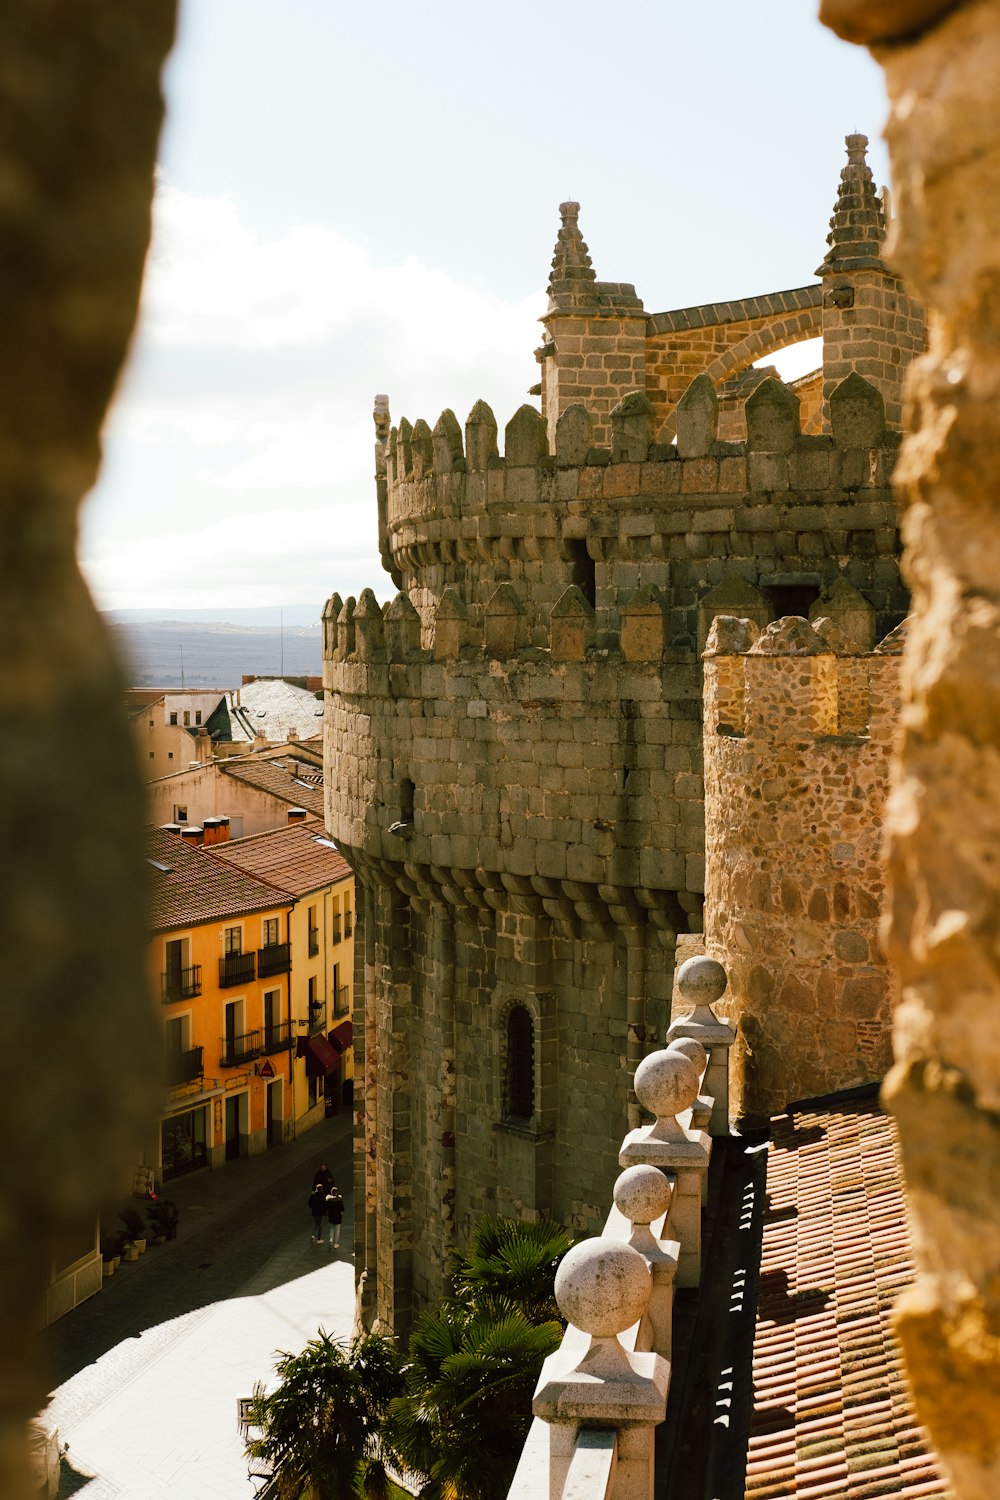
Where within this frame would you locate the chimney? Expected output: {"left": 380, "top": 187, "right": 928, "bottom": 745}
{"left": 180, "top": 825, "right": 204, "bottom": 847}
{"left": 287, "top": 728, "right": 298, "bottom": 742}
{"left": 203, "top": 816, "right": 221, "bottom": 846}
{"left": 216, "top": 814, "right": 230, "bottom": 844}
{"left": 161, "top": 823, "right": 182, "bottom": 836}
{"left": 194, "top": 727, "right": 213, "bottom": 764}
{"left": 287, "top": 807, "right": 308, "bottom": 824}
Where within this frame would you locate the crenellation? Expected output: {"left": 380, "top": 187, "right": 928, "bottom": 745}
{"left": 332, "top": 132, "right": 927, "bottom": 1337}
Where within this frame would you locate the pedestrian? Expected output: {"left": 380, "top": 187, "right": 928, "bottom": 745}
{"left": 313, "top": 1162, "right": 334, "bottom": 1194}
{"left": 326, "top": 1183, "right": 344, "bottom": 1249}
{"left": 308, "top": 1182, "right": 327, "bottom": 1244}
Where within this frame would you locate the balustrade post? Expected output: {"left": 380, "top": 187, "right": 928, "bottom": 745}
{"left": 619, "top": 1049, "right": 709, "bottom": 1288}
{"left": 532, "top": 1238, "right": 669, "bottom": 1500}
{"left": 666, "top": 956, "right": 735, "bottom": 1137}
{"left": 612, "top": 1166, "right": 678, "bottom": 1358}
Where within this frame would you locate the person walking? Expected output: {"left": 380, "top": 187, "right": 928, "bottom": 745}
{"left": 308, "top": 1182, "right": 327, "bottom": 1244}
{"left": 325, "top": 1183, "right": 344, "bottom": 1249}
{"left": 313, "top": 1163, "right": 334, "bottom": 1194}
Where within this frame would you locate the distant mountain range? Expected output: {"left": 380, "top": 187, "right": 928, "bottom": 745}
{"left": 109, "top": 616, "right": 323, "bottom": 688}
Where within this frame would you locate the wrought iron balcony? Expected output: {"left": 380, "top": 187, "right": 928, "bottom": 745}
{"left": 161, "top": 965, "right": 202, "bottom": 1004}
{"left": 220, "top": 1028, "right": 263, "bottom": 1068}
{"left": 334, "top": 984, "right": 350, "bottom": 1017}
{"left": 166, "top": 1045, "right": 203, "bottom": 1086}
{"left": 258, "top": 941, "right": 291, "bottom": 978}
{"left": 308, "top": 933, "right": 320, "bottom": 958}
{"left": 263, "top": 1020, "right": 293, "bottom": 1054}
{"left": 219, "top": 951, "right": 256, "bottom": 988}
{"left": 344, "top": 914, "right": 353, "bottom": 938}
{"left": 331, "top": 915, "right": 342, "bottom": 944}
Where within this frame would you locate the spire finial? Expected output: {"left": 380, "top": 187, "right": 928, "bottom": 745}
{"left": 547, "top": 200, "right": 597, "bottom": 310}
{"left": 817, "top": 132, "right": 887, "bottom": 276}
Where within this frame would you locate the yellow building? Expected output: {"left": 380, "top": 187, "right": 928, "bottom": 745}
{"left": 147, "top": 826, "right": 296, "bottom": 1178}
{"left": 146, "top": 821, "right": 354, "bottom": 1182}
{"left": 208, "top": 822, "right": 355, "bottom": 1126}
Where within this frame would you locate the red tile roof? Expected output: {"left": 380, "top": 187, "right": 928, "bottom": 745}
{"left": 745, "top": 1096, "right": 952, "bottom": 1500}
{"left": 145, "top": 826, "right": 293, "bottom": 933}
{"left": 219, "top": 756, "right": 325, "bottom": 817}
{"left": 208, "top": 822, "right": 352, "bottom": 896}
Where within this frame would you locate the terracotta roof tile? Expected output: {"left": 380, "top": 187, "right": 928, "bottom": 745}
{"left": 207, "top": 821, "right": 351, "bottom": 895}
{"left": 744, "top": 1095, "right": 953, "bottom": 1500}
{"left": 145, "top": 826, "right": 293, "bottom": 932}
{"left": 219, "top": 755, "right": 325, "bottom": 816}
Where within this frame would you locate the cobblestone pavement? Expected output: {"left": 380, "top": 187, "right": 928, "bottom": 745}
{"left": 42, "top": 1113, "right": 357, "bottom": 1499}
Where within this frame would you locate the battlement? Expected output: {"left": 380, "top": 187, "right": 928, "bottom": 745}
{"left": 703, "top": 612, "right": 904, "bottom": 741}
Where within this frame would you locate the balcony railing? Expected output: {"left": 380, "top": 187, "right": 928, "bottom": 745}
{"left": 166, "top": 1045, "right": 204, "bottom": 1086}
{"left": 308, "top": 933, "right": 320, "bottom": 957}
{"left": 258, "top": 942, "right": 291, "bottom": 978}
{"left": 219, "top": 951, "right": 256, "bottom": 988}
{"left": 220, "top": 1028, "right": 263, "bottom": 1068}
{"left": 331, "top": 915, "right": 342, "bottom": 944}
{"left": 344, "top": 914, "right": 353, "bottom": 938}
{"left": 263, "top": 1020, "right": 293, "bottom": 1054}
{"left": 161, "top": 965, "right": 202, "bottom": 1004}
{"left": 334, "top": 985, "right": 350, "bottom": 1017}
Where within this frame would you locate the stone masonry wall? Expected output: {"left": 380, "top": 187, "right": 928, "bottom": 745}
{"left": 703, "top": 614, "right": 902, "bottom": 1124}
{"left": 326, "top": 368, "right": 910, "bottom": 1332}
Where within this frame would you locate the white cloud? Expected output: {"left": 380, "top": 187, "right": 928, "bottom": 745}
{"left": 82, "top": 179, "right": 546, "bottom": 612}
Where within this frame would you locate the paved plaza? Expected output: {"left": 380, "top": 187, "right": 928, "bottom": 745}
{"left": 43, "top": 1113, "right": 356, "bottom": 1499}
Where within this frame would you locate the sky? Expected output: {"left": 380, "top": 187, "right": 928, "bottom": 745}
{"left": 80, "top": 0, "right": 891, "bottom": 619}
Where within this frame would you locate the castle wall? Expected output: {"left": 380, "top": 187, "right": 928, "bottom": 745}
{"left": 326, "top": 368, "right": 910, "bottom": 1331}
{"left": 703, "top": 618, "right": 902, "bottom": 1123}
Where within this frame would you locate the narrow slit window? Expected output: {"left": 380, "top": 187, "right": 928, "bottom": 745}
{"left": 504, "top": 1005, "right": 534, "bottom": 1121}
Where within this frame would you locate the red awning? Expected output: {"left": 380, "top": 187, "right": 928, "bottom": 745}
{"left": 329, "top": 1021, "right": 353, "bottom": 1054}
{"left": 300, "top": 1034, "right": 339, "bottom": 1077}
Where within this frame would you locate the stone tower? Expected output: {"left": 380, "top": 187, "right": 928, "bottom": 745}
{"left": 324, "top": 137, "right": 921, "bottom": 1335}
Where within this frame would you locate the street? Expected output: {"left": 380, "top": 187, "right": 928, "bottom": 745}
{"left": 43, "top": 1112, "right": 356, "bottom": 1499}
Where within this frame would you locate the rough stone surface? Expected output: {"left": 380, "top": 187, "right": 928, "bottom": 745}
{"left": 835, "top": 1, "right": 1000, "bottom": 1493}
{"left": 554, "top": 1238, "right": 651, "bottom": 1338}
{"left": 0, "top": 4, "right": 176, "bottom": 1494}
{"left": 328, "top": 135, "right": 919, "bottom": 1335}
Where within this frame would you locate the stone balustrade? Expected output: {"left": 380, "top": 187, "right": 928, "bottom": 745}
{"left": 507, "top": 957, "right": 735, "bottom": 1500}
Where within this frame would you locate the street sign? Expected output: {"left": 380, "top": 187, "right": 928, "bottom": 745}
{"left": 259, "top": 1060, "right": 276, "bottom": 1079}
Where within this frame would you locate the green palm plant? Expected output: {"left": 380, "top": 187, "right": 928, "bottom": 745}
{"left": 245, "top": 1329, "right": 403, "bottom": 1499}
{"left": 450, "top": 1214, "right": 573, "bottom": 1323}
{"left": 383, "top": 1300, "right": 562, "bottom": 1500}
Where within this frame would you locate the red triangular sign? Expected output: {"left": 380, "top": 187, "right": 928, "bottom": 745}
{"left": 259, "top": 1060, "right": 275, "bottom": 1078}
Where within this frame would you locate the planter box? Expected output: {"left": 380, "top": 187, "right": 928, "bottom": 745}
{"left": 123, "top": 1244, "right": 140, "bottom": 1263}
{"left": 102, "top": 1262, "right": 115, "bottom": 1279}
{"left": 133, "top": 1238, "right": 147, "bottom": 1255}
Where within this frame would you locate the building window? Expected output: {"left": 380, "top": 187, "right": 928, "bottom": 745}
{"left": 148, "top": 719, "right": 154, "bottom": 728}
{"left": 169, "top": 712, "right": 178, "bottom": 726}
{"left": 149, "top": 751, "right": 154, "bottom": 759}
{"left": 308, "top": 904, "right": 319, "bottom": 957}
{"left": 263, "top": 917, "right": 279, "bottom": 947}
{"left": 344, "top": 901, "right": 353, "bottom": 939}
{"left": 224, "top": 926, "right": 242, "bottom": 955}
{"left": 168, "top": 752, "right": 174, "bottom": 760}
{"left": 195, "top": 710, "right": 202, "bottom": 726}
{"left": 183, "top": 710, "right": 191, "bottom": 727}
{"left": 504, "top": 1005, "right": 534, "bottom": 1121}
{"left": 174, "top": 804, "right": 187, "bottom": 822}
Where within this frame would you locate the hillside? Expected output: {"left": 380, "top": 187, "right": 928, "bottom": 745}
{"left": 110, "top": 619, "right": 322, "bottom": 688}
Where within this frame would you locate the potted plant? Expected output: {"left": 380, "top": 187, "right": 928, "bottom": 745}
{"left": 100, "top": 1233, "right": 118, "bottom": 1277}
{"left": 147, "top": 1197, "right": 179, "bottom": 1242}
{"left": 120, "top": 1205, "right": 146, "bottom": 1255}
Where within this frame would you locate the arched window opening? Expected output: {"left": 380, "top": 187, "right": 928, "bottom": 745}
{"left": 504, "top": 1004, "right": 535, "bottom": 1121}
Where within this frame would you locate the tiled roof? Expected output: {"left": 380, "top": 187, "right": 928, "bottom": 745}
{"left": 208, "top": 822, "right": 352, "bottom": 896}
{"left": 745, "top": 1095, "right": 951, "bottom": 1500}
{"left": 218, "top": 756, "right": 325, "bottom": 817}
{"left": 145, "top": 826, "right": 293, "bottom": 933}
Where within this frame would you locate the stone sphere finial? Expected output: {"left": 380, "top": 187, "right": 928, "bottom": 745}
{"left": 614, "top": 1165, "right": 671, "bottom": 1228}
{"left": 634, "top": 1049, "right": 699, "bottom": 1122}
{"left": 676, "top": 956, "right": 727, "bottom": 1012}
{"left": 554, "top": 1238, "right": 651, "bottom": 1339}
{"left": 668, "top": 1035, "right": 708, "bottom": 1076}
